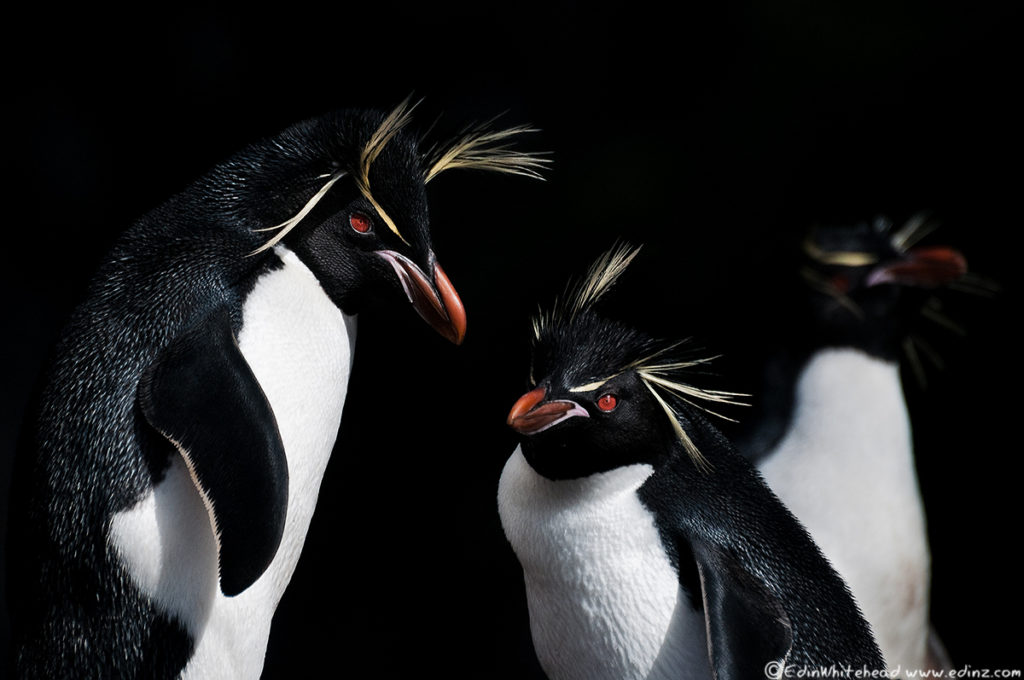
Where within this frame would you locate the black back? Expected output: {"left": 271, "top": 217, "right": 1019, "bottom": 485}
{"left": 639, "top": 413, "right": 884, "bottom": 671}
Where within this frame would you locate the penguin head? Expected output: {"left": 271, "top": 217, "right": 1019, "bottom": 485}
{"left": 507, "top": 245, "right": 745, "bottom": 480}
{"left": 799, "top": 215, "right": 967, "bottom": 353}
{"left": 232, "top": 99, "right": 546, "bottom": 344}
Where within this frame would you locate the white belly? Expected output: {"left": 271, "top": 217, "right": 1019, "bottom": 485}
{"left": 758, "top": 348, "right": 930, "bottom": 674}
{"left": 497, "top": 448, "right": 711, "bottom": 680}
{"left": 109, "top": 246, "right": 355, "bottom": 678}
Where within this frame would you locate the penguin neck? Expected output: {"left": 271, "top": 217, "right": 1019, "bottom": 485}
{"left": 796, "top": 276, "right": 913, "bottom": 361}
{"left": 738, "top": 314, "right": 910, "bottom": 459}
{"left": 765, "top": 347, "right": 913, "bottom": 479}
{"left": 498, "top": 447, "right": 660, "bottom": 573}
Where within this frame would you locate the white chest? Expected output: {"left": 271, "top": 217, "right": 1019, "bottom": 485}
{"left": 232, "top": 246, "right": 356, "bottom": 601}
{"left": 758, "top": 348, "right": 930, "bottom": 672}
{"left": 109, "top": 246, "right": 355, "bottom": 678}
{"left": 497, "top": 448, "right": 711, "bottom": 680}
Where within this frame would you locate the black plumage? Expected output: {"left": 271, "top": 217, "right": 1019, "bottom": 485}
{"left": 737, "top": 215, "right": 971, "bottom": 461}
{"left": 499, "top": 245, "right": 884, "bottom": 679}
{"left": 7, "top": 102, "right": 542, "bottom": 678}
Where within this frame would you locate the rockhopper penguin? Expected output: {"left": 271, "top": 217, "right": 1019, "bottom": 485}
{"left": 497, "top": 245, "right": 885, "bottom": 680}
{"left": 7, "top": 100, "right": 545, "bottom": 678}
{"left": 736, "top": 215, "right": 970, "bottom": 673}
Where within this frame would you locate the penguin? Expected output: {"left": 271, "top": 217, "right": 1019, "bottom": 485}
{"left": 497, "top": 244, "right": 885, "bottom": 680}
{"left": 733, "top": 215, "right": 970, "bottom": 673}
{"left": 7, "top": 100, "right": 545, "bottom": 678}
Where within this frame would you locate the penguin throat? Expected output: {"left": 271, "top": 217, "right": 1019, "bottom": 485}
{"left": 519, "top": 433, "right": 667, "bottom": 481}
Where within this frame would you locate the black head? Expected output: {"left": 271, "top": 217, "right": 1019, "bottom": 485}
{"left": 799, "top": 215, "right": 967, "bottom": 356}
{"left": 507, "top": 245, "right": 746, "bottom": 480}
{"left": 217, "top": 99, "right": 546, "bottom": 344}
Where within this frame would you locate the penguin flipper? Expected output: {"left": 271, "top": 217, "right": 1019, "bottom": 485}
{"left": 138, "top": 306, "right": 289, "bottom": 597}
{"left": 690, "top": 537, "right": 793, "bottom": 680}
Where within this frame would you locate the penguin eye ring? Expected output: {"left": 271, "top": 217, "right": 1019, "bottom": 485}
{"left": 597, "top": 394, "right": 618, "bottom": 412}
{"left": 349, "top": 212, "right": 372, "bottom": 233}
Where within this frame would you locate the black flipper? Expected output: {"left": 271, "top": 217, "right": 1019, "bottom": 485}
{"left": 138, "top": 306, "right": 289, "bottom": 597}
{"left": 690, "top": 537, "right": 793, "bottom": 680}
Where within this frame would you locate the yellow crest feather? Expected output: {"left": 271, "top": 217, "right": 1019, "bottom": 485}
{"left": 642, "top": 379, "right": 714, "bottom": 473}
{"left": 251, "top": 99, "right": 547, "bottom": 255}
{"left": 249, "top": 172, "right": 345, "bottom": 255}
{"left": 355, "top": 97, "right": 420, "bottom": 245}
{"left": 570, "top": 242, "right": 642, "bottom": 318}
{"left": 530, "top": 243, "right": 641, "bottom": 340}
{"left": 424, "top": 123, "right": 549, "bottom": 183}
{"left": 891, "top": 212, "right": 937, "bottom": 252}
{"left": 634, "top": 350, "right": 749, "bottom": 472}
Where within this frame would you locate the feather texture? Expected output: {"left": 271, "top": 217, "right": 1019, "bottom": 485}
{"left": 251, "top": 99, "right": 547, "bottom": 253}
{"left": 250, "top": 173, "right": 345, "bottom": 255}
{"left": 533, "top": 243, "right": 747, "bottom": 472}
{"left": 354, "top": 96, "right": 420, "bottom": 244}
{"left": 423, "top": 122, "right": 549, "bottom": 183}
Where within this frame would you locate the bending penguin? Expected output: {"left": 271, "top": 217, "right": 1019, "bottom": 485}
{"left": 734, "top": 215, "right": 970, "bottom": 673}
{"left": 497, "top": 244, "right": 884, "bottom": 680}
{"left": 7, "top": 100, "right": 545, "bottom": 678}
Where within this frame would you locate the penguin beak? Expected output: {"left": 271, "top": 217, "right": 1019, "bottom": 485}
{"left": 866, "top": 246, "right": 967, "bottom": 288}
{"left": 507, "top": 386, "right": 590, "bottom": 435}
{"left": 376, "top": 250, "right": 467, "bottom": 345}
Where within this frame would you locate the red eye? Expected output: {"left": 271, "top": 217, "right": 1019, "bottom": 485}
{"left": 350, "top": 213, "right": 371, "bottom": 233}
{"left": 597, "top": 394, "right": 618, "bottom": 412}
{"left": 830, "top": 273, "right": 850, "bottom": 293}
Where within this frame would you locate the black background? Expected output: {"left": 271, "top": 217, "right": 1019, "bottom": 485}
{"left": 4, "top": 1, "right": 1020, "bottom": 676}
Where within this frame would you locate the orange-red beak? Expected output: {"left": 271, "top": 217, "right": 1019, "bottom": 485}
{"left": 507, "top": 386, "right": 589, "bottom": 435}
{"left": 866, "top": 246, "right": 967, "bottom": 289}
{"left": 377, "top": 250, "right": 467, "bottom": 345}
